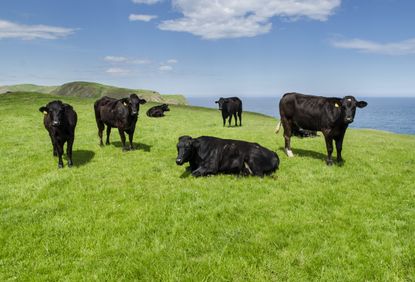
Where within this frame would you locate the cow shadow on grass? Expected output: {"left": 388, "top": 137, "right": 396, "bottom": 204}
{"left": 71, "top": 150, "right": 95, "bottom": 167}
{"left": 111, "top": 141, "right": 152, "bottom": 152}
{"left": 180, "top": 167, "right": 192, "bottom": 178}
{"left": 278, "top": 147, "right": 346, "bottom": 166}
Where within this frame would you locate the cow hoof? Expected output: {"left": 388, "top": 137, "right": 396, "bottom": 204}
{"left": 68, "top": 161, "right": 73, "bottom": 168}
{"left": 285, "top": 149, "right": 294, "bottom": 157}
{"left": 326, "top": 160, "right": 334, "bottom": 166}
{"left": 58, "top": 163, "right": 63, "bottom": 169}
{"left": 122, "top": 148, "right": 129, "bottom": 152}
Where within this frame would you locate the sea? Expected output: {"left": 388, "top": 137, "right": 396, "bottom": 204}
{"left": 187, "top": 97, "right": 415, "bottom": 135}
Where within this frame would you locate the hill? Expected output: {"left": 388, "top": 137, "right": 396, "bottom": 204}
{"left": 0, "top": 92, "right": 414, "bottom": 281}
{"left": 0, "top": 81, "right": 187, "bottom": 105}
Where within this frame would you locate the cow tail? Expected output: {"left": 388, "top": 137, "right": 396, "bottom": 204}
{"left": 275, "top": 121, "right": 281, "bottom": 134}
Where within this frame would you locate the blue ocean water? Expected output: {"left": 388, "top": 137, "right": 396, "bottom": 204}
{"left": 187, "top": 96, "right": 415, "bottom": 135}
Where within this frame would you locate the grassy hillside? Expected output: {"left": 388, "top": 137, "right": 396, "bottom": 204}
{"left": 0, "top": 92, "right": 414, "bottom": 281}
{"left": 0, "top": 81, "right": 187, "bottom": 105}
{"left": 0, "top": 83, "right": 58, "bottom": 94}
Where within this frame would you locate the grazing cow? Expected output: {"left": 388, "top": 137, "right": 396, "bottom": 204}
{"left": 39, "top": 100, "right": 77, "bottom": 168}
{"left": 146, "top": 104, "right": 170, "bottom": 117}
{"left": 94, "top": 94, "right": 146, "bottom": 151}
{"left": 276, "top": 92, "right": 367, "bottom": 165}
{"left": 176, "top": 136, "right": 279, "bottom": 177}
{"left": 215, "top": 97, "right": 242, "bottom": 127}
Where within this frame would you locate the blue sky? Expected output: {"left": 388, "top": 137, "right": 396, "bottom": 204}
{"left": 1, "top": 0, "right": 415, "bottom": 97}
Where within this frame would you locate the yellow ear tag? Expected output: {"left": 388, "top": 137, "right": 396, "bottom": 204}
{"left": 43, "top": 111, "right": 48, "bottom": 115}
{"left": 335, "top": 103, "right": 340, "bottom": 108}
{"left": 123, "top": 102, "right": 128, "bottom": 106}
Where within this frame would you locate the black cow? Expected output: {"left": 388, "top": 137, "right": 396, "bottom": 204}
{"left": 146, "top": 104, "right": 170, "bottom": 117}
{"left": 292, "top": 126, "right": 318, "bottom": 138}
{"left": 276, "top": 92, "right": 367, "bottom": 165}
{"left": 94, "top": 94, "right": 146, "bottom": 151}
{"left": 176, "top": 136, "right": 279, "bottom": 177}
{"left": 39, "top": 100, "right": 77, "bottom": 168}
{"left": 215, "top": 97, "right": 242, "bottom": 127}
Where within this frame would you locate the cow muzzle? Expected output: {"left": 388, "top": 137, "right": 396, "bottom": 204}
{"left": 345, "top": 117, "right": 354, "bottom": 123}
{"left": 52, "top": 121, "right": 60, "bottom": 126}
{"left": 176, "top": 158, "right": 184, "bottom": 165}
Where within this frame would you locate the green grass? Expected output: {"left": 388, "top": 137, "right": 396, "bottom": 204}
{"left": 0, "top": 92, "right": 414, "bottom": 281}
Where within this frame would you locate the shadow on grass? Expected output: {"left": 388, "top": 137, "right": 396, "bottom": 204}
{"left": 278, "top": 147, "right": 346, "bottom": 166}
{"left": 180, "top": 167, "right": 192, "bottom": 178}
{"left": 111, "top": 141, "right": 152, "bottom": 152}
{"left": 71, "top": 150, "right": 95, "bottom": 167}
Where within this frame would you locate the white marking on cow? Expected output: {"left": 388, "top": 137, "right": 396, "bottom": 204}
{"left": 285, "top": 149, "right": 294, "bottom": 157}
{"left": 244, "top": 162, "right": 253, "bottom": 175}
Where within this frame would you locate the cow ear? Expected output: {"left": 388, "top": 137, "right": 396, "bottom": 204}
{"left": 120, "top": 98, "right": 129, "bottom": 106}
{"left": 139, "top": 99, "right": 147, "bottom": 105}
{"left": 39, "top": 106, "right": 48, "bottom": 114}
{"left": 356, "top": 101, "right": 368, "bottom": 108}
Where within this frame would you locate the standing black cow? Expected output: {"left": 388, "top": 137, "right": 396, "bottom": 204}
{"left": 276, "top": 92, "right": 367, "bottom": 165}
{"left": 215, "top": 97, "right": 242, "bottom": 127}
{"left": 39, "top": 100, "right": 77, "bottom": 168}
{"left": 94, "top": 94, "right": 146, "bottom": 151}
{"left": 146, "top": 104, "right": 170, "bottom": 117}
{"left": 176, "top": 136, "right": 279, "bottom": 177}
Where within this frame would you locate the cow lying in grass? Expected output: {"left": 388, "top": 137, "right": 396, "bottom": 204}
{"left": 276, "top": 92, "right": 367, "bottom": 165}
{"left": 176, "top": 136, "right": 279, "bottom": 177}
{"left": 94, "top": 94, "right": 146, "bottom": 151}
{"left": 146, "top": 104, "right": 170, "bottom": 117}
{"left": 39, "top": 100, "right": 77, "bottom": 168}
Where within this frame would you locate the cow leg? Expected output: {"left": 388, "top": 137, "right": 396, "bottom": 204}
{"left": 128, "top": 130, "right": 135, "bottom": 150}
{"left": 281, "top": 117, "right": 294, "bottom": 157}
{"left": 67, "top": 136, "right": 74, "bottom": 167}
{"left": 49, "top": 134, "right": 57, "bottom": 156}
{"left": 323, "top": 132, "right": 334, "bottom": 166}
{"left": 238, "top": 112, "right": 242, "bottom": 126}
{"left": 192, "top": 166, "right": 213, "bottom": 177}
{"left": 228, "top": 115, "right": 232, "bottom": 127}
{"left": 106, "top": 126, "right": 111, "bottom": 145}
{"left": 335, "top": 133, "right": 345, "bottom": 163}
{"left": 56, "top": 143, "right": 64, "bottom": 168}
{"left": 118, "top": 129, "right": 128, "bottom": 151}
{"left": 97, "top": 121, "right": 105, "bottom": 146}
{"left": 234, "top": 113, "right": 238, "bottom": 126}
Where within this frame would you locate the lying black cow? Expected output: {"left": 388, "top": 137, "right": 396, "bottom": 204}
{"left": 215, "top": 97, "right": 242, "bottom": 127}
{"left": 39, "top": 100, "right": 77, "bottom": 168}
{"left": 146, "top": 104, "right": 170, "bottom": 117}
{"left": 94, "top": 94, "right": 146, "bottom": 151}
{"left": 176, "top": 136, "right": 279, "bottom": 177}
{"left": 276, "top": 92, "right": 367, "bottom": 165}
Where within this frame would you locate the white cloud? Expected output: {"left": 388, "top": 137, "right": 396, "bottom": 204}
{"left": 159, "top": 65, "right": 173, "bottom": 71}
{"left": 104, "top": 56, "right": 151, "bottom": 64}
{"left": 129, "top": 14, "right": 158, "bottom": 22}
{"left": 104, "top": 56, "right": 128, "bottom": 63}
{"left": 106, "top": 68, "right": 131, "bottom": 76}
{"left": 158, "top": 0, "right": 341, "bottom": 39}
{"left": 0, "top": 19, "right": 75, "bottom": 40}
{"left": 132, "top": 0, "right": 162, "bottom": 4}
{"left": 331, "top": 38, "right": 415, "bottom": 55}
{"left": 167, "top": 59, "right": 178, "bottom": 64}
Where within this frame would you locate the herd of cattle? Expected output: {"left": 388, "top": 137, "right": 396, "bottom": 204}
{"left": 39, "top": 92, "right": 367, "bottom": 175}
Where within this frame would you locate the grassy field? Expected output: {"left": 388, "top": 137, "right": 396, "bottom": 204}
{"left": 0, "top": 92, "right": 414, "bottom": 281}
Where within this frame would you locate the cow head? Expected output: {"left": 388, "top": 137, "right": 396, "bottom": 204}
{"left": 176, "top": 136, "right": 196, "bottom": 165}
{"left": 39, "top": 100, "right": 65, "bottom": 127}
{"left": 121, "top": 94, "right": 146, "bottom": 116}
{"left": 161, "top": 104, "right": 170, "bottom": 112}
{"left": 215, "top": 98, "right": 228, "bottom": 110}
{"left": 338, "top": 96, "right": 368, "bottom": 124}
